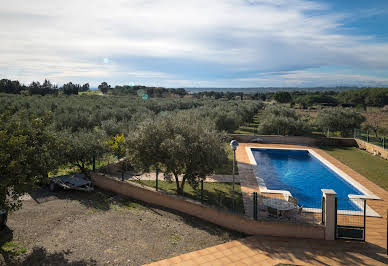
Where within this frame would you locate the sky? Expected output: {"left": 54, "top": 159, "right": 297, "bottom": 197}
{"left": 1, "top": 0, "right": 388, "bottom": 88}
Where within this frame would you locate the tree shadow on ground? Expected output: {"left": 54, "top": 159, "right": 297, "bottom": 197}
{"left": 29, "top": 186, "right": 120, "bottom": 211}
{"left": 26, "top": 185, "right": 245, "bottom": 240}
{"left": 0, "top": 226, "right": 14, "bottom": 264}
{"left": 241, "top": 236, "right": 388, "bottom": 265}
{"left": 8, "top": 247, "right": 97, "bottom": 266}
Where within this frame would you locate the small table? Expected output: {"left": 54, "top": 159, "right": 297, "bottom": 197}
{"left": 263, "top": 198, "right": 296, "bottom": 217}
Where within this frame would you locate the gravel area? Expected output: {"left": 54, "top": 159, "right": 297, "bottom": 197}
{"left": 1, "top": 187, "right": 244, "bottom": 265}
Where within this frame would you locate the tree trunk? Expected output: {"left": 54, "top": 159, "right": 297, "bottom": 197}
{"left": 174, "top": 174, "right": 186, "bottom": 195}
{"left": 0, "top": 190, "right": 7, "bottom": 211}
{"left": 174, "top": 174, "right": 181, "bottom": 194}
{"left": 373, "top": 129, "right": 378, "bottom": 138}
{"left": 180, "top": 177, "right": 186, "bottom": 194}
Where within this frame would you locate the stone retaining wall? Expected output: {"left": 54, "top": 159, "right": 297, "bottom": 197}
{"left": 91, "top": 173, "right": 325, "bottom": 240}
{"left": 355, "top": 139, "right": 388, "bottom": 160}
{"left": 230, "top": 134, "right": 356, "bottom": 147}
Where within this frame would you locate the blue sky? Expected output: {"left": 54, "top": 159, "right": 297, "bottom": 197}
{"left": 1, "top": 0, "right": 388, "bottom": 88}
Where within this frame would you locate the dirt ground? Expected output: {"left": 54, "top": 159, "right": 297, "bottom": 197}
{"left": 1, "top": 187, "right": 244, "bottom": 265}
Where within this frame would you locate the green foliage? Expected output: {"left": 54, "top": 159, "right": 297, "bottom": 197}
{"left": 61, "top": 129, "right": 109, "bottom": 174}
{"left": 127, "top": 114, "right": 228, "bottom": 194}
{"left": 295, "top": 94, "right": 338, "bottom": 107}
{"left": 0, "top": 79, "right": 24, "bottom": 94}
{"left": 98, "top": 82, "right": 111, "bottom": 94}
{"left": 273, "top": 91, "right": 292, "bottom": 103}
{"left": 258, "top": 105, "right": 311, "bottom": 136}
{"left": 337, "top": 88, "right": 388, "bottom": 107}
{"left": 315, "top": 107, "right": 365, "bottom": 136}
{"left": 0, "top": 112, "right": 62, "bottom": 211}
{"left": 107, "top": 134, "right": 126, "bottom": 159}
{"left": 62, "top": 82, "right": 80, "bottom": 95}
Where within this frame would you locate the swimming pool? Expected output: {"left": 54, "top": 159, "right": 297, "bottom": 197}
{"left": 250, "top": 148, "right": 365, "bottom": 211}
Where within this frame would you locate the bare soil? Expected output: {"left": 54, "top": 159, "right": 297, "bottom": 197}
{"left": 1, "top": 187, "right": 244, "bottom": 265}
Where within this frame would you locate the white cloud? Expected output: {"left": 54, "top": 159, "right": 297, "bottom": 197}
{"left": 0, "top": 0, "right": 387, "bottom": 86}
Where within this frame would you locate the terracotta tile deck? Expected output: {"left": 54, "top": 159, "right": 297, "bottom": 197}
{"left": 146, "top": 143, "right": 388, "bottom": 265}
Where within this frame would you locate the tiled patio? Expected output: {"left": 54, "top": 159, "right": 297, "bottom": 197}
{"left": 146, "top": 143, "right": 388, "bottom": 265}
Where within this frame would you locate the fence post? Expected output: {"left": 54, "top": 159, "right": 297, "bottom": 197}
{"left": 383, "top": 137, "right": 385, "bottom": 150}
{"left": 322, "top": 189, "right": 337, "bottom": 240}
{"left": 200, "top": 180, "right": 204, "bottom": 204}
{"left": 367, "top": 130, "right": 369, "bottom": 143}
{"left": 155, "top": 168, "right": 159, "bottom": 191}
{"left": 386, "top": 209, "right": 387, "bottom": 255}
{"left": 253, "top": 192, "right": 258, "bottom": 220}
{"left": 92, "top": 154, "right": 96, "bottom": 172}
{"left": 363, "top": 199, "right": 366, "bottom": 241}
{"left": 321, "top": 196, "right": 325, "bottom": 225}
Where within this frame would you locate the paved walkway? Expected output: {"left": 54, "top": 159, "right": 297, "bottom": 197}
{"left": 147, "top": 235, "right": 388, "bottom": 265}
{"left": 147, "top": 143, "right": 388, "bottom": 265}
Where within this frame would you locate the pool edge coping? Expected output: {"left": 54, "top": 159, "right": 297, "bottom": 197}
{"left": 245, "top": 146, "right": 381, "bottom": 217}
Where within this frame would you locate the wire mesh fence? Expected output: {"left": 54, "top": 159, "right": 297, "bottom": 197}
{"left": 354, "top": 128, "right": 386, "bottom": 149}
{"left": 336, "top": 197, "right": 366, "bottom": 227}
{"left": 335, "top": 197, "right": 366, "bottom": 241}
{"left": 249, "top": 193, "right": 323, "bottom": 225}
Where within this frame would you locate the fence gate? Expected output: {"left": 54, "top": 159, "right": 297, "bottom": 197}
{"left": 335, "top": 197, "right": 366, "bottom": 241}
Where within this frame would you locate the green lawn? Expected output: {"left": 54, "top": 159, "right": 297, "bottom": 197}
{"left": 133, "top": 180, "right": 245, "bottom": 214}
{"left": 321, "top": 146, "right": 388, "bottom": 191}
{"left": 233, "top": 114, "right": 261, "bottom": 135}
{"left": 49, "top": 154, "right": 117, "bottom": 177}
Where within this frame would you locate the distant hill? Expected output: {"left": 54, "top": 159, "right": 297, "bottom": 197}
{"left": 184, "top": 86, "right": 380, "bottom": 93}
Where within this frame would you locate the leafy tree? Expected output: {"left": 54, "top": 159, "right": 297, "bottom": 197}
{"left": 28, "top": 80, "right": 58, "bottom": 96}
{"left": 98, "top": 82, "right": 111, "bottom": 94}
{"left": 107, "top": 134, "right": 126, "bottom": 159}
{"left": 0, "top": 112, "right": 61, "bottom": 211}
{"left": 273, "top": 91, "right": 292, "bottom": 103}
{"left": 315, "top": 108, "right": 365, "bottom": 136}
{"left": 0, "top": 79, "right": 23, "bottom": 94}
{"left": 62, "top": 82, "right": 80, "bottom": 95}
{"left": 80, "top": 83, "right": 90, "bottom": 92}
{"left": 363, "top": 113, "right": 381, "bottom": 138}
{"left": 62, "top": 129, "right": 108, "bottom": 175}
{"left": 258, "top": 105, "right": 311, "bottom": 135}
{"left": 127, "top": 115, "right": 227, "bottom": 194}
{"left": 296, "top": 94, "right": 338, "bottom": 107}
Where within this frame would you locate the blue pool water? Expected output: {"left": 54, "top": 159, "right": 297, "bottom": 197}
{"left": 252, "top": 148, "right": 363, "bottom": 211}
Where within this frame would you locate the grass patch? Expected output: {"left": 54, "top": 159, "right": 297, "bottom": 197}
{"left": 169, "top": 233, "right": 182, "bottom": 246}
{"left": 321, "top": 146, "right": 388, "bottom": 191}
{"left": 133, "top": 180, "right": 244, "bottom": 214}
{"left": 49, "top": 154, "right": 117, "bottom": 177}
{"left": 1, "top": 241, "right": 27, "bottom": 256}
{"left": 234, "top": 114, "right": 261, "bottom": 135}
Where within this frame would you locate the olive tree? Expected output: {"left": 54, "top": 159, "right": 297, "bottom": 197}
{"left": 258, "top": 105, "right": 311, "bottom": 136}
{"left": 0, "top": 113, "right": 61, "bottom": 212}
{"left": 127, "top": 114, "right": 227, "bottom": 194}
{"left": 315, "top": 108, "right": 365, "bottom": 136}
{"left": 61, "top": 129, "right": 109, "bottom": 175}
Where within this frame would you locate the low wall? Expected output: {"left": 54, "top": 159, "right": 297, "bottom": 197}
{"left": 91, "top": 173, "right": 325, "bottom": 240}
{"left": 231, "top": 134, "right": 356, "bottom": 147}
{"left": 355, "top": 139, "right": 388, "bottom": 160}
